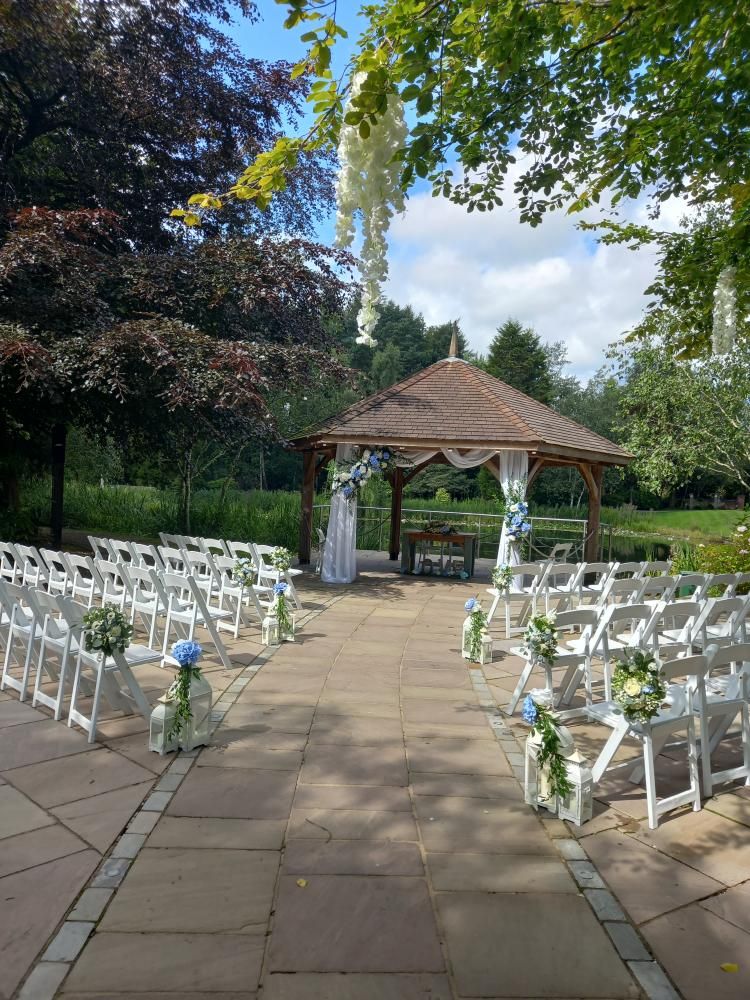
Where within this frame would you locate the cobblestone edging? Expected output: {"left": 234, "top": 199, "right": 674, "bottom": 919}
{"left": 467, "top": 666, "right": 681, "bottom": 1000}
{"left": 15, "top": 593, "right": 346, "bottom": 1000}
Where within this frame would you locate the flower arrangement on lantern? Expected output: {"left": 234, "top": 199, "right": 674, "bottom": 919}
{"left": 463, "top": 596, "right": 488, "bottom": 663}
{"left": 233, "top": 557, "right": 255, "bottom": 588}
{"left": 332, "top": 446, "right": 397, "bottom": 501}
{"left": 272, "top": 581, "right": 294, "bottom": 639}
{"left": 270, "top": 547, "right": 293, "bottom": 573}
{"left": 82, "top": 605, "right": 133, "bottom": 656}
{"left": 611, "top": 650, "right": 667, "bottom": 724}
{"left": 492, "top": 564, "right": 514, "bottom": 592}
{"left": 521, "top": 613, "right": 558, "bottom": 667}
{"left": 522, "top": 695, "right": 573, "bottom": 800}
{"left": 166, "top": 640, "right": 203, "bottom": 740}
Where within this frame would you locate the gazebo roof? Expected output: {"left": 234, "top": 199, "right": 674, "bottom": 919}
{"left": 293, "top": 356, "right": 632, "bottom": 467}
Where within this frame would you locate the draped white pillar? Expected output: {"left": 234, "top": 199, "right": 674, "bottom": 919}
{"left": 495, "top": 450, "right": 529, "bottom": 567}
{"left": 321, "top": 445, "right": 357, "bottom": 584}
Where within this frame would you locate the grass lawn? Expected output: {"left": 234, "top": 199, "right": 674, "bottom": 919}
{"left": 611, "top": 508, "right": 742, "bottom": 543}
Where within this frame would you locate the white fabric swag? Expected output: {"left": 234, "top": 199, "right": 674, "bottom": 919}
{"left": 321, "top": 444, "right": 358, "bottom": 584}
{"left": 320, "top": 446, "right": 529, "bottom": 584}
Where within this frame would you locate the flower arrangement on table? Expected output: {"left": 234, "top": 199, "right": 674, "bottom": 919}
{"left": 492, "top": 564, "right": 514, "bottom": 593}
{"left": 611, "top": 650, "right": 667, "bottom": 723}
{"left": 272, "top": 581, "right": 294, "bottom": 639}
{"left": 82, "top": 604, "right": 133, "bottom": 656}
{"left": 331, "top": 446, "right": 396, "bottom": 500}
{"left": 522, "top": 695, "right": 573, "bottom": 800}
{"left": 463, "top": 596, "right": 489, "bottom": 662}
{"left": 521, "top": 612, "right": 558, "bottom": 667}
{"left": 270, "top": 546, "right": 293, "bottom": 573}
{"left": 505, "top": 499, "right": 531, "bottom": 543}
{"left": 233, "top": 557, "right": 256, "bottom": 588}
{"left": 167, "top": 639, "right": 203, "bottom": 740}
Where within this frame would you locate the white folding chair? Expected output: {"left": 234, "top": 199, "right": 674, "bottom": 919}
{"left": 612, "top": 561, "right": 645, "bottom": 579}
{"left": 61, "top": 598, "right": 161, "bottom": 743}
{"left": 640, "top": 600, "right": 702, "bottom": 658}
{"left": 589, "top": 602, "right": 655, "bottom": 700}
{"left": 127, "top": 564, "right": 165, "bottom": 648}
{"left": 226, "top": 540, "right": 254, "bottom": 561}
{"left": 107, "top": 538, "right": 135, "bottom": 565}
{"left": 548, "top": 542, "right": 573, "bottom": 562}
{"left": 693, "top": 596, "right": 749, "bottom": 650}
{"left": 158, "top": 546, "right": 189, "bottom": 575}
{"left": 537, "top": 561, "right": 579, "bottom": 614}
{"left": 639, "top": 561, "right": 671, "bottom": 577}
{"left": 152, "top": 571, "right": 233, "bottom": 669}
{"left": 15, "top": 544, "right": 49, "bottom": 588}
{"left": 93, "top": 559, "right": 133, "bottom": 610}
{"left": 0, "top": 541, "right": 22, "bottom": 583}
{"left": 486, "top": 561, "right": 545, "bottom": 638}
{"left": 200, "top": 537, "right": 229, "bottom": 558}
{"left": 315, "top": 528, "right": 326, "bottom": 576}
{"left": 507, "top": 607, "right": 599, "bottom": 715}
{"left": 1, "top": 584, "right": 45, "bottom": 701}
{"left": 184, "top": 550, "right": 222, "bottom": 603}
{"left": 587, "top": 653, "right": 702, "bottom": 829}
{"left": 31, "top": 591, "right": 77, "bottom": 720}
{"left": 213, "top": 554, "right": 265, "bottom": 638}
{"left": 159, "top": 532, "right": 184, "bottom": 550}
{"left": 252, "top": 544, "right": 303, "bottom": 610}
{"left": 88, "top": 535, "right": 112, "bottom": 562}
{"left": 575, "top": 562, "right": 617, "bottom": 606}
{"left": 178, "top": 534, "right": 203, "bottom": 552}
{"left": 705, "top": 573, "right": 740, "bottom": 598}
{"left": 61, "top": 553, "right": 102, "bottom": 608}
{"left": 40, "top": 548, "right": 72, "bottom": 596}
{"left": 597, "top": 575, "right": 647, "bottom": 608}
{"left": 693, "top": 642, "right": 750, "bottom": 796}
{"left": 127, "top": 541, "right": 164, "bottom": 572}
{"left": 639, "top": 575, "right": 678, "bottom": 607}
{"left": 673, "top": 573, "right": 711, "bottom": 602}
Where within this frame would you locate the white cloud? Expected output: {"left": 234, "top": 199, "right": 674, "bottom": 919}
{"left": 385, "top": 183, "right": 689, "bottom": 379}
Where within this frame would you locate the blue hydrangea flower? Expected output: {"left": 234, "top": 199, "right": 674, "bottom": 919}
{"left": 382, "top": 450, "right": 391, "bottom": 460}
{"left": 342, "top": 485, "right": 354, "bottom": 498}
{"left": 273, "top": 582, "right": 288, "bottom": 595}
{"left": 171, "top": 639, "right": 203, "bottom": 667}
{"left": 464, "top": 597, "right": 478, "bottom": 612}
{"left": 522, "top": 521, "right": 531, "bottom": 532}
{"left": 521, "top": 695, "right": 538, "bottom": 725}
{"left": 642, "top": 685, "right": 653, "bottom": 694}
{"left": 352, "top": 468, "right": 362, "bottom": 479}
{"left": 369, "top": 455, "right": 380, "bottom": 468}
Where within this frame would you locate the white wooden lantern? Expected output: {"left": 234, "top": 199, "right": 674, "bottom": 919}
{"left": 478, "top": 631, "right": 493, "bottom": 665}
{"left": 280, "top": 612, "right": 296, "bottom": 643}
{"left": 524, "top": 724, "right": 574, "bottom": 814}
{"left": 149, "top": 694, "right": 179, "bottom": 755}
{"left": 556, "top": 750, "right": 594, "bottom": 826}
{"left": 178, "top": 672, "right": 212, "bottom": 752}
{"left": 262, "top": 612, "right": 281, "bottom": 647}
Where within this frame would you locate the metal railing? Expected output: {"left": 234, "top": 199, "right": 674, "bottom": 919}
{"left": 312, "top": 504, "right": 612, "bottom": 561}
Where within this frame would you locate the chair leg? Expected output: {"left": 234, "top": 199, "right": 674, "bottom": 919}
{"left": 591, "top": 720, "right": 629, "bottom": 783}
{"left": 507, "top": 660, "right": 535, "bottom": 715}
{"left": 642, "top": 732, "right": 659, "bottom": 830}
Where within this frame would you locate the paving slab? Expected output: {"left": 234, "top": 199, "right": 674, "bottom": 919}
{"left": 61, "top": 932, "right": 264, "bottom": 994}
{"left": 268, "top": 876, "right": 445, "bottom": 973}
{"left": 0, "top": 849, "right": 99, "bottom": 1000}
{"left": 405, "top": 738, "right": 511, "bottom": 776}
{"left": 147, "top": 815, "right": 286, "bottom": 850}
{"left": 436, "top": 891, "right": 639, "bottom": 998}
{"left": 426, "top": 852, "right": 577, "bottom": 893}
{"left": 0, "top": 823, "right": 90, "bottom": 878}
{"left": 262, "top": 973, "right": 454, "bottom": 1000}
{"left": 0, "top": 784, "right": 56, "bottom": 840}
{"left": 705, "top": 790, "right": 750, "bottom": 828}
{"left": 408, "top": 772, "right": 519, "bottom": 800}
{"left": 700, "top": 880, "right": 750, "bottom": 934}
{"left": 0, "top": 700, "right": 48, "bottom": 728}
{"left": 583, "top": 828, "right": 723, "bottom": 924}
{"left": 300, "top": 744, "right": 408, "bottom": 787}
{"left": 283, "top": 840, "right": 424, "bottom": 876}
{"left": 100, "top": 846, "right": 279, "bottom": 933}
{"left": 308, "top": 716, "right": 404, "bottom": 746}
{"left": 51, "top": 781, "right": 155, "bottom": 852}
{"left": 293, "top": 782, "right": 413, "bottom": 812}
{"left": 197, "top": 744, "right": 303, "bottom": 770}
{"left": 168, "top": 765, "right": 297, "bottom": 819}
{"left": 633, "top": 807, "right": 750, "bottom": 885}
{"left": 287, "top": 807, "right": 419, "bottom": 842}
{"left": 4, "top": 749, "right": 155, "bottom": 809}
{"left": 643, "top": 902, "right": 750, "bottom": 1000}
{"left": 414, "top": 795, "right": 556, "bottom": 855}
{"left": 0, "top": 718, "right": 94, "bottom": 771}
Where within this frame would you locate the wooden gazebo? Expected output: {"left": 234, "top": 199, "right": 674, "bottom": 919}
{"left": 292, "top": 346, "right": 632, "bottom": 565}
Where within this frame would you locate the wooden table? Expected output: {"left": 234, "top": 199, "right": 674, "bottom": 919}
{"left": 401, "top": 530, "right": 477, "bottom": 578}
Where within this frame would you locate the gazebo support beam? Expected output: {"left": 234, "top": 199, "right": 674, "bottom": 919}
{"left": 578, "top": 463, "right": 603, "bottom": 563}
{"left": 388, "top": 467, "right": 404, "bottom": 560}
{"left": 299, "top": 448, "right": 317, "bottom": 565}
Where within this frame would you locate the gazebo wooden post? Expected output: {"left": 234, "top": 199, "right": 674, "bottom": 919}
{"left": 388, "top": 466, "right": 404, "bottom": 560}
{"left": 299, "top": 448, "right": 317, "bottom": 565}
{"left": 579, "top": 463, "right": 603, "bottom": 562}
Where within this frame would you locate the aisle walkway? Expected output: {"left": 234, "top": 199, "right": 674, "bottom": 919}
{"left": 47, "top": 576, "right": 643, "bottom": 1000}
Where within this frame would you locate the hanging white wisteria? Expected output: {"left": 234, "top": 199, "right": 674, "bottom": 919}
{"left": 712, "top": 265, "right": 737, "bottom": 355}
{"left": 335, "top": 73, "right": 407, "bottom": 347}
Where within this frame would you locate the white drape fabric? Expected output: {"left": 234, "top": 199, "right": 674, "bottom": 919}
{"left": 495, "top": 450, "right": 529, "bottom": 567}
{"left": 321, "top": 445, "right": 357, "bottom": 584}
{"left": 398, "top": 447, "right": 498, "bottom": 469}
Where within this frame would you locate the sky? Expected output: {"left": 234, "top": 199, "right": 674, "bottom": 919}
{"left": 233, "top": 3, "right": 686, "bottom": 380}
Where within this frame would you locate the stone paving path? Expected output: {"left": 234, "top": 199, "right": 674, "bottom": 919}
{"left": 5, "top": 568, "right": 750, "bottom": 999}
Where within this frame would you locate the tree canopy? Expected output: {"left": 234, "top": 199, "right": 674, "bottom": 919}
{"left": 485, "top": 319, "right": 553, "bottom": 404}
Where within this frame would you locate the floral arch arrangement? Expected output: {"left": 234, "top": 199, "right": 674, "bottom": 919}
{"left": 332, "top": 446, "right": 399, "bottom": 500}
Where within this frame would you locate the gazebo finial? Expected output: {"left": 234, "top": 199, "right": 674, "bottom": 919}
{"left": 448, "top": 324, "right": 459, "bottom": 359}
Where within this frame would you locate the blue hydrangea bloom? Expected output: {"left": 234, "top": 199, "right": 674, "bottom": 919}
{"left": 352, "top": 468, "right": 362, "bottom": 479}
{"left": 521, "top": 695, "right": 538, "bottom": 725}
{"left": 342, "top": 485, "right": 354, "bottom": 497}
{"left": 642, "top": 685, "right": 653, "bottom": 694}
{"left": 171, "top": 639, "right": 203, "bottom": 667}
{"left": 464, "top": 597, "right": 478, "bottom": 612}
{"left": 522, "top": 521, "right": 531, "bottom": 532}
{"left": 273, "top": 582, "right": 288, "bottom": 595}
{"left": 382, "top": 450, "right": 391, "bottom": 460}
{"left": 369, "top": 455, "right": 380, "bottom": 468}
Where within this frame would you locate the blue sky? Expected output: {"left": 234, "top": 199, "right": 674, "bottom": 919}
{"left": 228, "top": 3, "right": 683, "bottom": 378}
